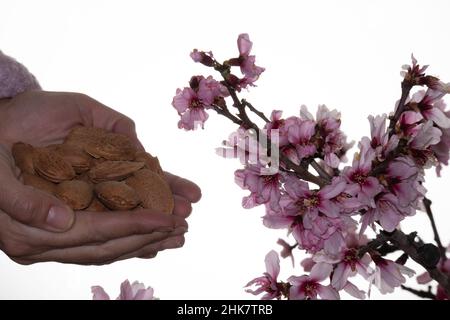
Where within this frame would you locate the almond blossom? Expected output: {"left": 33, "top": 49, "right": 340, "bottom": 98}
{"left": 92, "top": 280, "right": 156, "bottom": 300}
{"left": 174, "top": 35, "right": 450, "bottom": 300}
{"left": 288, "top": 263, "right": 339, "bottom": 300}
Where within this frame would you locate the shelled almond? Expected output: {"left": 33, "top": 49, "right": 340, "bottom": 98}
{"left": 12, "top": 126, "right": 174, "bottom": 214}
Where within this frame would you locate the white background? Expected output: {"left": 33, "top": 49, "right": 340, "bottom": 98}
{"left": 1, "top": 0, "right": 449, "bottom": 300}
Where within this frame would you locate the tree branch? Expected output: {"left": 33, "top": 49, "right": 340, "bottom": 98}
{"left": 401, "top": 285, "right": 436, "bottom": 300}
{"left": 359, "top": 229, "right": 450, "bottom": 296}
{"left": 386, "top": 229, "right": 450, "bottom": 296}
{"left": 388, "top": 80, "right": 413, "bottom": 137}
{"left": 423, "top": 197, "right": 447, "bottom": 262}
{"left": 241, "top": 99, "right": 270, "bottom": 123}
{"left": 310, "top": 159, "right": 333, "bottom": 182}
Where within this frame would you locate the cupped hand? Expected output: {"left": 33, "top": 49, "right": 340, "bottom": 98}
{"left": 0, "top": 90, "right": 201, "bottom": 264}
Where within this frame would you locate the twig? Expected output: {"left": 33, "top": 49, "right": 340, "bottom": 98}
{"left": 388, "top": 80, "right": 413, "bottom": 137}
{"left": 387, "top": 229, "right": 450, "bottom": 296}
{"left": 401, "top": 285, "right": 436, "bottom": 300}
{"left": 358, "top": 233, "right": 390, "bottom": 257}
{"left": 423, "top": 197, "right": 447, "bottom": 262}
{"left": 212, "top": 105, "right": 243, "bottom": 126}
{"left": 359, "top": 229, "right": 450, "bottom": 296}
{"left": 214, "top": 66, "right": 328, "bottom": 187}
{"left": 242, "top": 99, "right": 270, "bottom": 123}
{"left": 310, "top": 159, "right": 333, "bottom": 182}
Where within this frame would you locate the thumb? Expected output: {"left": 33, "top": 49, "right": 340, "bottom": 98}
{"left": 0, "top": 171, "right": 74, "bottom": 232}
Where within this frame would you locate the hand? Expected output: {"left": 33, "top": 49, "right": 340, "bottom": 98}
{"left": 0, "top": 90, "right": 201, "bottom": 264}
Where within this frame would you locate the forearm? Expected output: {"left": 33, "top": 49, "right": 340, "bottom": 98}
{"left": 0, "top": 50, "right": 41, "bottom": 99}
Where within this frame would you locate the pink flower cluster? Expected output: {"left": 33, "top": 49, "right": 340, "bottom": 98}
{"left": 92, "top": 279, "right": 156, "bottom": 300}
{"left": 173, "top": 35, "right": 450, "bottom": 300}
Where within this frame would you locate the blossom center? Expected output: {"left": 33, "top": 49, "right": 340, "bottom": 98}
{"left": 302, "top": 281, "right": 318, "bottom": 298}
{"left": 343, "top": 248, "right": 358, "bottom": 271}
{"left": 351, "top": 170, "right": 367, "bottom": 184}
{"left": 303, "top": 194, "right": 319, "bottom": 208}
{"left": 189, "top": 98, "right": 203, "bottom": 109}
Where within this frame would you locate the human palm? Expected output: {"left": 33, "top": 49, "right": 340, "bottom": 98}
{"left": 0, "top": 91, "right": 201, "bottom": 265}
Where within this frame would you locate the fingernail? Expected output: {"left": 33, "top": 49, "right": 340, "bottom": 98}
{"left": 46, "top": 206, "right": 74, "bottom": 231}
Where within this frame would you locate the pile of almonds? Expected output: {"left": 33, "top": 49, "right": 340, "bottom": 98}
{"left": 12, "top": 127, "right": 174, "bottom": 214}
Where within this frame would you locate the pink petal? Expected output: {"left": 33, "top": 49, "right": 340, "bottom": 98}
{"left": 118, "top": 280, "right": 133, "bottom": 300}
{"left": 318, "top": 200, "right": 340, "bottom": 218}
{"left": 320, "top": 180, "right": 347, "bottom": 199}
{"left": 310, "top": 262, "right": 333, "bottom": 282}
{"left": 237, "top": 33, "right": 252, "bottom": 56}
{"left": 289, "top": 285, "right": 306, "bottom": 300}
{"left": 265, "top": 250, "right": 280, "bottom": 280}
{"left": 325, "top": 153, "right": 340, "bottom": 168}
{"left": 331, "top": 263, "right": 352, "bottom": 290}
{"left": 262, "top": 214, "right": 293, "bottom": 229}
{"left": 301, "top": 258, "right": 316, "bottom": 272}
{"left": 426, "top": 107, "right": 450, "bottom": 128}
{"left": 133, "top": 287, "right": 155, "bottom": 300}
{"left": 343, "top": 281, "right": 366, "bottom": 299}
{"left": 300, "top": 105, "right": 314, "bottom": 120}
{"left": 91, "top": 286, "right": 110, "bottom": 300}
{"left": 317, "top": 285, "right": 340, "bottom": 300}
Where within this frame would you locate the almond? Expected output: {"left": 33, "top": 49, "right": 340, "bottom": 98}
{"left": 22, "top": 172, "right": 57, "bottom": 195}
{"left": 95, "top": 181, "right": 140, "bottom": 210}
{"left": 135, "top": 151, "right": 164, "bottom": 176}
{"left": 84, "top": 132, "right": 136, "bottom": 161}
{"left": 55, "top": 180, "right": 94, "bottom": 210}
{"left": 88, "top": 160, "right": 144, "bottom": 183}
{"left": 85, "top": 196, "right": 109, "bottom": 212}
{"left": 126, "top": 169, "right": 174, "bottom": 214}
{"left": 12, "top": 142, "right": 36, "bottom": 174}
{"left": 34, "top": 149, "right": 76, "bottom": 183}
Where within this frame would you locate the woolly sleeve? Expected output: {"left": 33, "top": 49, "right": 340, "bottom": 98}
{"left": 0, "top": 50, "right": 41, "bottom": 99}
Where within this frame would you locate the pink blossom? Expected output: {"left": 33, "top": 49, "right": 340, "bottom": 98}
{"left": 236, "top": 33, "right": 265, "bottom": 85}
{"left": 264, "top": 110, "right": 289, "bottom": 146}
{"left": 361, "top": 192, "right": 416, "bottom": 233}
{"left": 287, "top": 119, "right": 317, "bottom": 160}
{"left": 216, "top": 126, "right": 265, "bottom": 165}
{"left": 400, "top": 54, "right": 428, "bottom": 80}
{"left": 92, "top": 280, "right": 156, "bottom": 300}
{"left": 172, "top": 75, "right": 226, "bottom": 130}
{"left": 370, "top": 256, "right": 415, "bottom": 294}
{"left": 368, "top": 114, "right": 399, "bottom": 160}
{"left": 385, "top": 157, "right": 424, "bottom": 207}
{"left": 432, "top": 113, "right": 450, "bottom": 176}
{"left": 288, "top": 263, "right": 339, "bottom": 300}
{"left": 314, "top": 233, "right": 372, "bottom": 291}
{"left": 245, "top": 250, "right": 282, "bottom": 300}
{"left": 190, "top": 49, "right": 215, "bottom": 67}
{"left": 235, "top": 165, "right": 283, "bottom": 210}
{"left": 398, "top": 110, "right": 424, "bottom": 137}
{"left": 300, "top": 105, "right": 352, "bottom": 168}
{"left": 343, "top": 137, "right": 383, "bottom": 207}
{"left": 283, "top": 176, "right": 346, "bottom": 219}
{"left": 410, "top": 120, "right": 442, "bottom": 150}
{"left": 411, "top": 89, "right": 450, "bottom": 129}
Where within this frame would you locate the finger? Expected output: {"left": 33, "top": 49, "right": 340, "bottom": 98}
{"left": 172, "top": 195, "right": 192, "bottom": 218}
{"left": 0, "top": 154, "right": 74, "bottom": 232}
{"left": 114, "top": 235, "right": 186, "bottom": 262}
{"left": 74, "top": 94, "right": 144, "bottom": 150}
{"left": 18, "top": 232, "right": 186, "bottom": 265}
{"left": 9, "top": 210, "right": 188, "bottom": 251}
{"left": 164, "top": 172, "right": 202, "bottom": 203}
